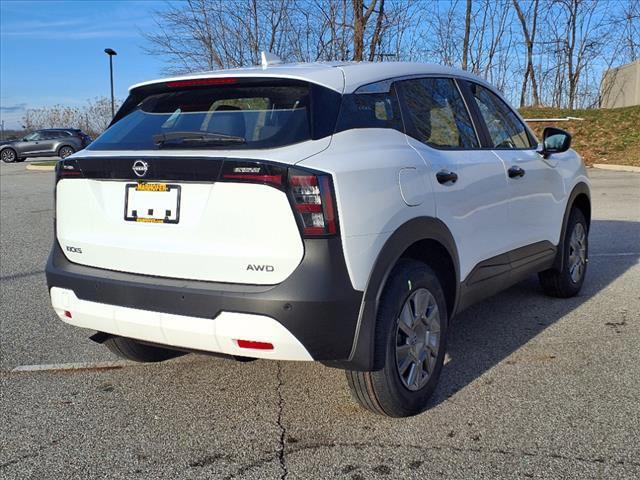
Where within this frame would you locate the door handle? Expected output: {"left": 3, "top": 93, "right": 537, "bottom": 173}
{"left": 508, "top": 166, "right": 525, "bottom": 178}
{"left": 436, "top": 170, "right": 458, "bottom": 185}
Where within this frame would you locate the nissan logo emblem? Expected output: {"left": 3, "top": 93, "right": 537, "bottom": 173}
{"left": 132, "top": 160, "right": 149, "bottom": 177}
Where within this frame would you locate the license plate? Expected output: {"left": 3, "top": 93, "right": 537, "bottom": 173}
{"left": 124, "top": 183, "right": 181, "bottom": 224}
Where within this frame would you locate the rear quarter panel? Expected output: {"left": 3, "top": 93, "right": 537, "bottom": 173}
{"left": 299, "top": 129, "right": 435, "bottom": 291}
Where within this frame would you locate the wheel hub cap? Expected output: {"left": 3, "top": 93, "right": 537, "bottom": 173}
{"left": 395, "top": 288, "right": 441, "bottom": 391}
{"left": 568, "top": 223, "right": 587, "bottom": 283}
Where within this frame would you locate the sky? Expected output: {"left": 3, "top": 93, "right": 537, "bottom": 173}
{"left": 0, "top": 0, "right": 168, "bottom": 129}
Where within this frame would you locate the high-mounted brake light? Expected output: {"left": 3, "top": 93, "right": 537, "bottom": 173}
{"left": 288, "top": 169, "right": 338, "bottom": 236}
{"left": 166, "top": 77, "right": 237, "bottom": 88}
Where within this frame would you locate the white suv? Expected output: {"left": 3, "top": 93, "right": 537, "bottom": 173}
{"left": 47, "top": 61, "right": 590, "bottom": 417}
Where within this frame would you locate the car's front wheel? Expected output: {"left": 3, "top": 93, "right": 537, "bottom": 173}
{"left": 346, "top": 259, "right": 448, "bottom": 417}
{"left": 58, "top": 146, "right": 75, "bottom": 159}
{"left": 104, "top": 336, "right": 185, "bottom": 363}
{"left": 539, "top": 208, "right": 588, "bottom": 298}
{"left": 1, "top": 148, "right": 17, "bottom": 163}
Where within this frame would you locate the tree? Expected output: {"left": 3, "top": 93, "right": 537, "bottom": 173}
{"left": 462, "top": 0, "right": 472, "bottom": 70}
{"left": 140, "top": 0, "right": 637, "bottom": 110}
{"left": 513, "top": 0, "right": 540, "bottom": 107}
{"left": 22, "top": 97, "right": 120, "bottom": 138}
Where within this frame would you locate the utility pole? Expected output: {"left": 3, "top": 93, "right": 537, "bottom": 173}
{"left": 104, "top": 48, "right": 118, "bottom": 118}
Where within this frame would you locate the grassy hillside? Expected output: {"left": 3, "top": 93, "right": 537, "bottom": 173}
{"left": 519, "top": 106, "right": 640, "bottom": 166}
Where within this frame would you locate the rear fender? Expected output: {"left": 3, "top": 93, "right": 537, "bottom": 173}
{"left": 326, "top": 217, "right": 459, "bottom": 371}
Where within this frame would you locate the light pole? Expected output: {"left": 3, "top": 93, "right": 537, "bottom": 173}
{"left": 104, "top": 48, "right": 117, "bottom": 118}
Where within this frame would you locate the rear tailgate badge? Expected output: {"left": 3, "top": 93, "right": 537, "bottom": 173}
{"left": 247, "top": 264, "right": 274, "bottom": 272}
{"left": 66, "top": 246, "right": 82, "bottom": 254}
{"left": 132, "top": 160, "right": 149, "bottom": 177}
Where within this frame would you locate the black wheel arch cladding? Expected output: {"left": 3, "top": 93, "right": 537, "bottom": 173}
{"left": 327, "top": 216, "right": 460, "bottom": 372}
{"left": 554, "top": 182, "right": 591, "bottom": 271}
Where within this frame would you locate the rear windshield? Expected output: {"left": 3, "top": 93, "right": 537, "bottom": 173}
{"left": 88, "top": 79, "right": 340, "bottom": 151}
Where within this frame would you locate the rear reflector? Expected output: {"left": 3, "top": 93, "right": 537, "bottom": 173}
{"left": 64, "top": 310, "right": 72, "bottom": 318}
{"left": 166, "top": 77, "right": 237, "bottom": 88}
{"left": 236, "top": 340, "right": 274, "bottom": 350}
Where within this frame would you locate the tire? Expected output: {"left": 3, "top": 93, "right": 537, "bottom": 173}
{"left": 104, "top": 336, "right": 185, "bottom": 363}
{"left": 1, "top": 148, "right": 17, "bottom": 163}
{"left": 346, "top": 259, "right": 449, "bottom": 417}
{"left": 58, "top": 146, "right": 75, "bottom": 159}
{"left": 538, "top": 208, "right": 588, "bottom": 298}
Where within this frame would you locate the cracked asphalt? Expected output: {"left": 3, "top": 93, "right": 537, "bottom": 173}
{"left": 1, "top": 161, "right": 639, "bottom": 479}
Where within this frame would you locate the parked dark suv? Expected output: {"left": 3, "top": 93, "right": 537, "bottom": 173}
{"left": 0, "top": 129, "right": 92, "bottom": 163}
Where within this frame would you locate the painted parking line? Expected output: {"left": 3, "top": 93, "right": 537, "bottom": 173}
{"left": 10, "top": 361, "right": 131, "bottom": 373}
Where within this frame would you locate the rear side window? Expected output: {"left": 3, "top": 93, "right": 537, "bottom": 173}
{"left": 335, "top": 87, "right": 404, "bottom": 133}
{"left": 24, "top": 132, "right": 42, "bottom": 141}
{"left": 398, "top": 78, "right": 478, "bottom": 149}
{"left": 467, "top": 83, "right": 534, "bottom": 149}
{"left": 89, "top": 79, "right": 340, "bottom": 151}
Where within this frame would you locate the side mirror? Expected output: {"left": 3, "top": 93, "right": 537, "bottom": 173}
{"left": 538, "top": 127, "right": 571, "bottom": 159}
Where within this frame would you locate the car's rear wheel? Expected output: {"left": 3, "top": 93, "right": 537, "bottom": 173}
{"left": 58, "top": 146, "right": 75, "bottom": 159}
{"left": 539, "top": 208, "right": 588, "bottom": 298}
{"left": 1, "top": 148, "right": 17, "bottom": 163}
{"left": 104, "top": 336, "right": 185, "bottom": 363}
{"left": 346, "top": 259, "right": 448, "bottom": 417}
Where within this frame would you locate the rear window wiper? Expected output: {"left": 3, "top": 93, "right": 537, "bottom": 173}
{"left": 153, "top": 131, "right": 246, "bottom": 148}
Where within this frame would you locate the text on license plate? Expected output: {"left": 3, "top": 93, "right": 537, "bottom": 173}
{"left": 124, "top": 183, "right": 181, "bottom": 224}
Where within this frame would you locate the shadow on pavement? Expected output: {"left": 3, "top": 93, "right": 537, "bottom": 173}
{"left": 432, "top": 218, "right": 639, "bottom": 406}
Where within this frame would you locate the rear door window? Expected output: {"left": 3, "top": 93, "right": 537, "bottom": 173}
{"left": 398, "top": 77, "right": 479, "bottom": 149}
{"left": 89, "top": 79, "right": 340, "bottom": 151}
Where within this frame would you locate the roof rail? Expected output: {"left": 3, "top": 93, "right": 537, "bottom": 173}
{"left": 261, "top": 51, "right": 283, "bottom": 69}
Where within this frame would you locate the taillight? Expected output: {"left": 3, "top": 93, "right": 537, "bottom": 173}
{"left": 288, "top": 168, "right": 337, "bottom": 236}
{"left": 220, "top": 161, "right": 285, "bottom": 187}
{"left": 55, "top": 159, "right": 83, "bottom": 183}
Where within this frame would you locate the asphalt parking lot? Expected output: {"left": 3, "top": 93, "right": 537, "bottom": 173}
{"left": 1, "top": 160, "right": 639, "bottom": 479}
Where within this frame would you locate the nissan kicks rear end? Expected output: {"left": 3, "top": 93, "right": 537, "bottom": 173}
{"left": 47, "top": 68, "right": 365, "bottom": 370}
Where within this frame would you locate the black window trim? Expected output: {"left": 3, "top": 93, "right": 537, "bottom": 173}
{"left": 394, "top": 75, "right": 482, "bottom": 151}
{"left": 458, "top": 79, "right": 539, "bottom": 151}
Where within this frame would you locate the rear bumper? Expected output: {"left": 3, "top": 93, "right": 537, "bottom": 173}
{"left": 51, "top": 287, "right": 314, "bottom": 361}
{"left": 46, "top": 238, "right": 363, "bottom": 362}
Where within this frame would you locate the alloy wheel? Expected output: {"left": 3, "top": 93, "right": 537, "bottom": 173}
{"left": 59, "top": 147, "right": 73, "bottom": 159}
{"left": 1, "top": 149, "right": 16, "bottom": 162}
{"left": 568, "top": 222, "right": 587, "bottom": 283}
{"left": 395, "top": 288, "right": 441, "bottom": 391}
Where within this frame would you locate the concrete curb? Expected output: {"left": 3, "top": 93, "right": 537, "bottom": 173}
{"left": 592, "top": 163, "right": 640, "bottom": 173}
{"left": 26, "top": 164, "right": 56, "bottom": 172}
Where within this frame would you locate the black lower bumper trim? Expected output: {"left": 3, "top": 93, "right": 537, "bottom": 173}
{"left": 46, "top": 238, "right": 363, "bottom": 362}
